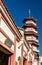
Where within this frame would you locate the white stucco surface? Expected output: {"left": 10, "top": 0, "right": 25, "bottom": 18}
{"left": 0, "top": 19, "right": 14, "bottom": 42}
{"left": 0, "top": 32, "right": 7, "bottom": 43}
{"left": 0, "top": 32, "right": 14, "bottom": 51}
{"left": 16, "top": 41, "right": 22, "bottom": 61}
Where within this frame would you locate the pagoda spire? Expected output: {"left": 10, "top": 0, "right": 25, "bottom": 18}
{"left": 28, "top": 9, "right": 31, "bottom": 18}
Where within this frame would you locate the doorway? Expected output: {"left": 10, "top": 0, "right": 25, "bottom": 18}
{"left": 0, "top": 51, "right": 9, "bottom": 65}
{"left": 23, "top": 57, "right": 27, "bottom": 65}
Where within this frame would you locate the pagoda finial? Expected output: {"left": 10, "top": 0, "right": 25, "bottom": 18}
{"left": 28, "top": 9, "right": 30, "bottom": 18}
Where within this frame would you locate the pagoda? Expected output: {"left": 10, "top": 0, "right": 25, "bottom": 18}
{"left": 23, "top": 10, "right": 39, "bottom": 62}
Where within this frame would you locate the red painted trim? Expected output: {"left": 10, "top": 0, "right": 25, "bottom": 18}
{"left": 8, "top": 56, "right": 11, "bottom": 65}
{"left": 23, "top": 24, "right": 37, "bottom": 29}
{"left": 24, "top": 45, "right": 28, "bottom": 65}
{"left": 32, "top": 43, "right": 39, "bottom": 47}
{"left": 1, "top": 13, "right": 21, "bottom": 42}
{"left": 13, "top": 35, "right": 16, "bottom": 65}
{"left": 0, "top": 28, "right": 14, "bottom": 45}
{"left": 1, "top": 13, "right": 15, "bottom": 35}
{"left": 0, "top": 1, "right": 22, "bottom": 39}
{"left": 0, "top": 41, "right": 14, "bottom": 54}
{"left": 23, "top": 18, "right": 36, "bottom": 23}
{"left": 0, "top": 34, "right": 17, "bottom": 65}
{"left": 8, "top": 35, "right": 16, "bottom": 65}
{"left": 24, "top": 31, "right": 38, "bottom": 37}
{"left": 0, "top": 13, "right": 1, "bottom": 22}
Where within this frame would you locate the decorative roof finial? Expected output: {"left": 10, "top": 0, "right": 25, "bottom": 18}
{"left": 28, "top": 9, "right": 30, "bottom": 18}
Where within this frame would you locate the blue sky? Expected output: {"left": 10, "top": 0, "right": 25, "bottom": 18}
{"left": 3, "top": 0, "right": 42, "bottom": 55}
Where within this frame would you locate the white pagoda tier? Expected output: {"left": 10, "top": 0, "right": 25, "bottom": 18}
{"left": 23, "top": 10, "right": 39, "bottom": 65}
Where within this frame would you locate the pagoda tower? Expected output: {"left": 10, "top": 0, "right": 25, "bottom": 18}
{"left": 23, "top": 10, "right": 39, "bottom": 63}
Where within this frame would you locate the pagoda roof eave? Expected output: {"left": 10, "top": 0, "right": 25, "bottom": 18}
{"left": 23, "top": 17, "right": 36, "bottom": 23}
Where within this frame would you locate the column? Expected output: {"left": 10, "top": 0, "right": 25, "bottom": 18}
{"left": 8, "top": 56, "right": 11, "bottom": 65}
{"left": 11, "top": 35, "right": 16, "bottom": 65}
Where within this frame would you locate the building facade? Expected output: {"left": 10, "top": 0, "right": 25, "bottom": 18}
{"left": 0, "top": 0, "right": 39, "bottom": 65}
{"left": 23, "top": 10, "right": 39, "bottom": 65}
{"left": 39, "top": 56, "right": 42, "bottom": 65}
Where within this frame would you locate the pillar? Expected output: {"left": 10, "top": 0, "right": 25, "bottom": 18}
{"left": 8, "top": 56, "right": 11, "bottom": 65}
{"left": 10, "top": 35, "right": 16, "bottom": 65}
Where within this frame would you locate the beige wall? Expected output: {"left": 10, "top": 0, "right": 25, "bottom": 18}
{"left": 0, "top": 18, "right": 14, "bottom": 51}
{"left": 16, "top": 41, "right": 22, "bottom": 62}
{"left": 39, "top": 56, "right": 42, "bottom": 65}
{"left": 0, "top": 32, "right": 7, "bottom": 43}
{"left": 0, "top": 18, "right": 14, "bottom": 42}
{"left": 0, "top": 32, "right": 14, "bottom": 51}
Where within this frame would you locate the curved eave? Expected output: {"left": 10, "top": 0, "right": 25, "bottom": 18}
{"left": 24, "top": 31, "right": 39, "bottom": 37}
{"left": 23, "top": 24, "right": 37, "bottom": 29}
{"left": 32, "top": 43, "right": 39, "bottom": 47}
{"left": 23, "top": 17, "right": 36, "bottom": 23}
{"left": 33, "top": 50, "right": 39, "bottom": 53}
{"left": 27, "top": 40, "right": 39, "bottom": 47}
